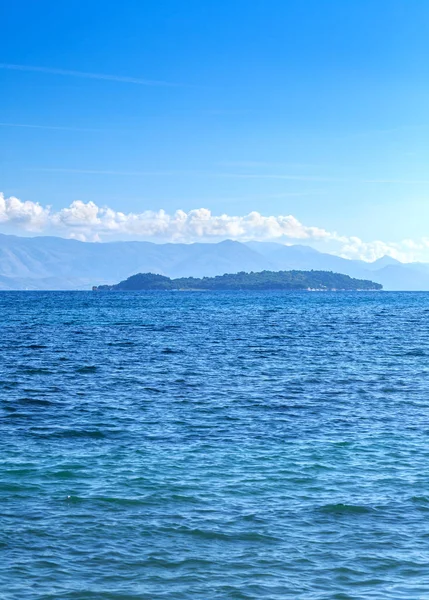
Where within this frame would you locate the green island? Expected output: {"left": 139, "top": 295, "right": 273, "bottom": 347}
{"left": 93, "top": 270, "right": 383, "bottom": 291}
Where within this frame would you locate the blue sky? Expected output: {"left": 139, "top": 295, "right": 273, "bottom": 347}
{"left": 1, "top": 0, "right": 429, "bottom": 260}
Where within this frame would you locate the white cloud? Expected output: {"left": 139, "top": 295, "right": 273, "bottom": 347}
{"left": 338, "top": 238, "right": 412, "bottom": 262}
{"left": 0, "top": 194, "right": 50, "bottom": 229}
{"left": 54, "top": 200, "right": 101, "bottom": 227}
{"left": 0, "top": 192, "right": 426, "bottom": 263}
{"left": 18, "top": 195, "right": 331, "bottom": 242}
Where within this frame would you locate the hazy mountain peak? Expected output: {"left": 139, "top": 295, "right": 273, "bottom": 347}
{"left": 364, "top": 255, "right": 403, "bottom": 271}
{"left": 216, "top": 239, "right": 243, "bottom": 247}
{"left": 371, "top": 255, "right": 402, "bottom": 267}
{"left": 283, "top": 244, "right": 320, "bottom": 255}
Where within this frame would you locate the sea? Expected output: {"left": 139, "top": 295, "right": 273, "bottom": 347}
{"left": 1, "top": 291, "right": 429, "bottom": 599}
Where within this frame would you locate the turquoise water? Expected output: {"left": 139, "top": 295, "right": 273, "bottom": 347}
{"left": 2, "top": 291, "right": 429, "bottom": 599}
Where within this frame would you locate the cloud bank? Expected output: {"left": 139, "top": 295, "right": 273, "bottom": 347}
{"left": 0, "top": 193, "right": 425, "bottom": 262}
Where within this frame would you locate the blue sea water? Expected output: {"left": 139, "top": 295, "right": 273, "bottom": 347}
{"left": 1, "top": 291, "right": 429, "bottom": 599}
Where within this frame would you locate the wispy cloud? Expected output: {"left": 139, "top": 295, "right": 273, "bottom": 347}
{"left": 0, "top": 192, "right": 426, "bottom": 262}
{"left": 0, "top": 63, "right": 178, "bottom": 86}
{"left": 22, "top": 166, "right": 429, "bottom": 186}
{"left": 25, "top": 168, "right": 195, "bottom": 176}
{"left": 217, "top": 173, "right": 346, "bottom": 182}
{"left": 171, "top": 191, "right": 321, "bottom": 204}
{"left": 224, "top": 174, "right": 429, "bottom": 185}
{"left": 222, "top": 174, "right": 429, "bottom": 185}
{"left": 363, "top": 179, "right": 429, "bottom": 184}
{"left": 218, "top": 161, "right": 320, "bottom": 169}
{"left": 335, "top": 125, "right": 422, "bottom": 141}
{"left": 202, "top": 109, "right": 256, "bottom": 116}
{"left": 0, "top": 122, "right": 106, "bottom": 132}
{"left": 24, "top": 167, "right": 343, "bottom": 181}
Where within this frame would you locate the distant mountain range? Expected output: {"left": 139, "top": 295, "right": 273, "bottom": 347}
{"left": 0, "top": 232, "right": 428, "bottom": 290}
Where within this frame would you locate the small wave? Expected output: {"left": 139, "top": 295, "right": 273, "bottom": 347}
{"left": 22, "top": 368, "right": 53, "bottom": 375}
{"left": 146, "top": 556, "right": 212, "bottom": 569}
{"left": 319, "top": 503, "right": 374, "bottom": 515}
{"left": 76, "top": 365, "right": 97, "bottom": 373}
{"left": 0, "top": 482, "right": 42, "bottom": 493}
{"left": 404, "top": 349, "right": 426, "bottom": 356}
{"left": 411, "top": 496, "right": 429, "bottom": 511}
{"left": 411, "top": 495, "right": 429, "bottom": 503}
{"left": 37, "top": 429, "right": 106, "bottom": 439}
{"left": 169, "top": 526, "right": 278, "bottom": 542}
{"left": 48, "top": 470, "right": 83, "bottom": 480}
{"left": 16, "top": 397, "right": 53, "bottom": 406}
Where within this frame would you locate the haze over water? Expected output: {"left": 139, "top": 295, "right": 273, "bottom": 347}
{"left": 2, "top": 291, "right": 429, "bottom": 599}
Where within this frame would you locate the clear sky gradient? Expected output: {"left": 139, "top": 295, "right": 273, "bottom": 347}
{"left": 1, "top": 0, "right": 429, "bottom": 260}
